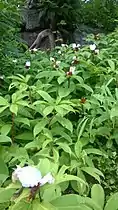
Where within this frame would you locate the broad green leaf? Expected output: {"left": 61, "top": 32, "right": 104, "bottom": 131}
{"left": 15, "top": 132, "right": 33, "bottom": 141}
{"left": 110, "top": 106, "right": 118, "bottom": 118}
{"left": 37, "top": 90, "right": 54, "bottom": 103}
{"left": 10, "top": 104, "right": 18, "bottom": 115}
{"left": 0, "top": 135, "right": 11, "bottom": 143}
{"left": 37, "top": 158, "right": 50, "bottom": 176}
{"left": 84, "top": 149, "right": 103, "bottom": 156}
{"left": 0, "top": 188, "right": 16, "bottom": 203}
{"left": 104, "top": 192, "right": 118, "bottom": 210}
{"left": 58, "top": 104, "right": 75, "bottom": 113}
{"left": 58, "top": 87, "right": 70, "bottom": 98}
{"left": 57, "top": 143, "right": 71, "bottom": 155}
{"left": 58, "top": 76, "right": 66, "bottom": 84}
{"left": 81, "top": 84, "right": 93, "bottom": 93}
{"left": 108, "top": 59, "right": 115, "bottom": 71}
{"left": 15, "top": 118, "right": 30, "bottom": 126}
{"left": 81, "top": 167, "right": 104, "bottom": 183}
{"left": 34, "top": 119, "right": 48, "bottom": 137}
{"left": 32, "top": 199, "right": 55, "bottom": 210}
{"left": 56, "top": 116, "right": 73, "bottom": 133}
{"left": 1, "top": 124, "right": 11, "bottom": 135}
{"left": 51, "top": 194, "right": 101, "bottom": 210}
{"left": 91, "top": 184, "right": 105, "bottom": 209}
{"left": 10, "top": 198, "right": 32, "bottom": 210}
{"left": 0, "top": 96, "right": 8, "bottom": 106}
{"left": 58, "top": 165, "right": 69, "bottom": 175}
{"left": 43, "top": 106, "right": 54, "bottom": 117}
{"left": 55, "top": 174, "right": 87, "bottom": 188}
{"left": 0, "top": 106, "right": 9, "bottom": 114}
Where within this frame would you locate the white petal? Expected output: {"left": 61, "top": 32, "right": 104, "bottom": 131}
{"left": 56, "top": 61, "right": 61, "bottom": 65}
{"left": 13, "top": 59, "right": 17, "bottom": 63}
{"left": 58, "top": 50, "right": 61, "bottom": 54}
{"left": 70, "top": 66, "right": 76, "bottom": 74}
{"left": 40, "top": 172, "right": 55, "bottom": 186}
{"left": 90, "top": 44, "right": 96, "bottom": 51}
{"left": 50, "top": 57, "right": 55, "bottom": 62}
{"left": 25, "top": 61, "right": 31, "bottom": 67}
{"left": 72, "top": 43, "right": 76, "bottom": 49}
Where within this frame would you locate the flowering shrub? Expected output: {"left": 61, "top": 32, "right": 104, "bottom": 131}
{"left": 0, "top": 29, "right": 118, "bottom": 209}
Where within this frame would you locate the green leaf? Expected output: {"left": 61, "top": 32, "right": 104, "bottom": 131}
{"left": 37, "top": 90, "right": 54, "bottom": 103}
{"left": 37, "top": 158, "right": 50, "bottom": 176}
{"left": 0, "top": 96, "right": 9, "bottom": 106}
{"left": 10, "top": 104, "right": 18, "bottom": 115}
{"left": 0, "top": 158, "right": 9, "bottom": 185}
{"left": 0, "top": 188, "right": 16, "bottom": 203}
{"left": 110, "top": 106, "right": 118, "bottom": 118}
{"left": 77, "top": 118, "right": 88, "bottom": 141}
{"left": 57, "top": 142, "right": 71, "bottom": 155}
{"left": 15, "top": 132, "right": 33, "bottom": 141}
{"left": 0, "top": 135, "right": 11, "bottom": 143}
{"left": 91, "top": 184, "right": 105, "bottom": 209}
{"left": 58, "top": 87, "right": 70, "bottom": 98}
{"left": 15, "top": 118, "right": 30, "bottom": 126}
{"left": 32, "top": 199, "right": 55, "bottom": 210}
{"left": 58, "top": 76, "right": 66, "bottom": 84}
{"left": 34, "top": 119, "right": 48, "bottom": 137}
{"left": 51, "top": 194, "right": 101, "bottom": 210}
{"left": 84, "top": 149, "right": 103, "bottom": 156}
{"left": 56, "top": 116, "right": 73, "bottom": 133}
{"left": 75, "top": 140, "right": 82, "bottom": 158}
{"left": 81, "top": 167, "right": 104, "bottom": 183}
{"left": 108, "top": 59, "right": 115, "bottom": 71}
{"left": 81, "top": 84, "right": 93, "bottom": 93}
{"left": 0, "top": 106, "right": 9, "bottom": 114}
{"left": 43, "top": 106, "right": 54, "bottom": 117}
{"left": 104, "top": 192, "right": 118, "bottom": 210}
{"left": 1, "top": 124, "right": 11, "bottom": 135}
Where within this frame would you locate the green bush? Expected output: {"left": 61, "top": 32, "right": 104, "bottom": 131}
{"left": 0, "top": 28, "right": 118, "bottom": 208}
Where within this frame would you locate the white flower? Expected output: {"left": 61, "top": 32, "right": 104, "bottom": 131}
{"left": 50, "top": 57, "right": 55, "bottom": 62}
{"left": 61, "top": 44, "right": 68, "bottom": 47}
{"left": 73, "top": 56, "right": 77, "bottom": 60}
{"left": 40, "top": 172, "right": 55, "bottom": 186}
{"left": 25, "top": 61, "right": 31, "bottom": 68}
{"left": 56, "top": 61, "right": 61, "bottom": 66}
{"left": 12, "top": 166, "right": 54, "bottom": 188}
{"left": 32, "top": 48, "right": 38, "bottom": 52}
{"left": 0, "top": 75, "right": 4, "bottom": 79}
{"left": 94, "top": 49, "right": 99, "bottom": 54}
{"left": 58, "top": 50, "right": 61, "bottom": 54}
{"left": 69, "top": 66, "right": 76, "bottom": 74}
{"left": 90, "top": 44, "right": 96, "bottom": 51}
{"left": 72, "top": 43, "right": 80, "bottom": 49}
{"left": 72, "top": 43, "right": 76, "bottom": 49}
{"left": 13, "top": 59, "right": 17, "bottom": 63}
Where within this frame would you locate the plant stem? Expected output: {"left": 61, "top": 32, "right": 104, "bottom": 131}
{"left": 11, "top": 112, "right": 15, "bottom": 144}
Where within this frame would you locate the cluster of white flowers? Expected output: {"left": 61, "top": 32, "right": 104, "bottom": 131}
{"left": 72, "top": 43, "right": 81, "bottom": 50}
{"left": 50, "top": 57, "right": 61, "bottom": 68}
{"left": 66, "top": 66, "right": 76, "bottom": 76}
{"left": 89, "top": 44, "right": 99, "bottom": 54}
{"left": 12, "top": 165, "right": 55, "bottom": 188}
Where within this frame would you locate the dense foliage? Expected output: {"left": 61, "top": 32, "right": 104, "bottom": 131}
{"left": 0, "top": 0, "right": 118, "bottom": 209}
{"left": 0, "top": 30, "right": 118, "bottom": 209}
